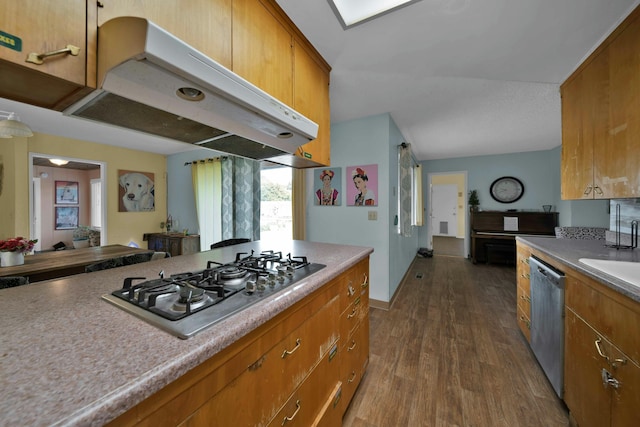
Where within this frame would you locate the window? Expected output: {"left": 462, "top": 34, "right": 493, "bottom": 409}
{"left": 260, "top": 166, "right": 293, "bottom": 241}
{"left": 328, "top": 0, "right": 422, "bottom": 28}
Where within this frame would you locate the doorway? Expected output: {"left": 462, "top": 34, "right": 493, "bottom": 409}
{"left": 29, "top": 153, "right": 106, "bottom": 250}
{"left": 427, "top": 171, "right": 468, "bottom": 258}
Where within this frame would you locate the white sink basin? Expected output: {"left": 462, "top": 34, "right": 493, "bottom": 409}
{"left": 579, "top": 258, "right": 640, "bottom": 288}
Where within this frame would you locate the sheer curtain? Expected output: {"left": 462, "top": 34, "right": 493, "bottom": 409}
{"left": 191, "top": 158, "right": 222, "bottom": 250}
{"left": 398, "top": 143, "right": 424, "bottom": 236}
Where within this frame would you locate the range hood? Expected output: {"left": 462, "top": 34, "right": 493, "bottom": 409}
{"left": 64, "top": 17, "right": 320, "bottom": 168}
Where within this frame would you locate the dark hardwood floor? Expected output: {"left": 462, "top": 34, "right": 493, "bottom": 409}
{"left": 343, "top": 255, "right": 569, "bottom": 427}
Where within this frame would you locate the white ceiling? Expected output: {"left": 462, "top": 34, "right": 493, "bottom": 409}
{"left": 1, "top": 0, "right": 638, "bottom": 161}
{"left": 277, "top": 0, "right": 639, "bottom": 160}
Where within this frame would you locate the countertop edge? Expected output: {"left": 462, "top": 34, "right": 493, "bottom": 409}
{"left": 516, "top": 236, "right": 640, "bottom": 302}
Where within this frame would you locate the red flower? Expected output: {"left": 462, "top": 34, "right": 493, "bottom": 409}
{"left": 0, "top": 237, "right": 38, "bottom": 253}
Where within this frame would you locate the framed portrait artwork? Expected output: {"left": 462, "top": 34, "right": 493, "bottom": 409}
{"left": 118, "top": 170, "right": 155, "bottom": 212}
{"left": 55, "top": 206, "right": 79, "bottom": 230}
{"left": 314, "top": 168, "right": 342, "bottom": 206}
{"left": 347, "top": 164, "right": 378, "bottom": 206}
{"left": 55, "top": 181, "right": 79, "bottom": 204}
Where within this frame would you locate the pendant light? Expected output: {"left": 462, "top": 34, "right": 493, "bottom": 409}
{"left": 0, "top": 110, "right": 34, "bottom": 138}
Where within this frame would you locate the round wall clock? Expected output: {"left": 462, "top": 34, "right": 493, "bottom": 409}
{"left": 490, "top": 176, "right": 524, "bottom": 203}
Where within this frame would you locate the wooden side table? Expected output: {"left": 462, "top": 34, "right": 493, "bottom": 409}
{"left": 144, "top": 233, "right": 201, "bottom": 257}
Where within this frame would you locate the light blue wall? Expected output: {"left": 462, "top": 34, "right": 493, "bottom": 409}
{"left": 420, "top": 146, "right": 609, "bottom": 246}
{"left": 306, "top": 114, "right": 420, "bottom": 303}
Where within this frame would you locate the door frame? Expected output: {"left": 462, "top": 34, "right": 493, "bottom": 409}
{"left": 427, "top": 171, "right": 469, "bottom": 258}
{"left": 29, "top": 153, "right": 107, "bottom": 247}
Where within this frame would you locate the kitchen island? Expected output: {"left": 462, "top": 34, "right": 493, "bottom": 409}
{"left": 0, "top": 240, "right": 372, "bottom": 426}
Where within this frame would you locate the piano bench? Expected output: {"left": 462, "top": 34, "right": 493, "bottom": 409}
{"left": 485, "top": 243, "right": 516, "bottom": 265}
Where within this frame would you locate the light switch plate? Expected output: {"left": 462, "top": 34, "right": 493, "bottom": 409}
{"left": 368, "top": 211, "right": 377, "bottom": 220}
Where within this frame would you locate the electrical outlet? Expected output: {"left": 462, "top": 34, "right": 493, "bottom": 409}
{"left": 368, "top": 211, "right": 377, "bottom": 220}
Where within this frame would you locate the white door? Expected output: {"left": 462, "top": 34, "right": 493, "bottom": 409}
{"left": 431, "top": 184, "right": 458, "bottom": 237}
{"left": 32, "top": 177, "right": 42, "bottom": 252}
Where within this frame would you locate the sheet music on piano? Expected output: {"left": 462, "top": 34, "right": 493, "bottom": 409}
{"left": 504, "top": 217, "right": 519, "bottom": 232}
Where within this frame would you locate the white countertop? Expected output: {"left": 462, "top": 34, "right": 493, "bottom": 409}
{"left": 0, "top": 240, "right": 373, "bottom": 427}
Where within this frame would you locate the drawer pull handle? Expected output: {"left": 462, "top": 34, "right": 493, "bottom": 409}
{"left": 347, "top": 307, "right": 358, "bottom": 319}
{"left": 361, "top": 273, "right": 369, "bottom": 289}
{"left": 519, "top": 316, "right": 530, "bottom": 329}
{"left": 26, "top": 44, "right": 80, "bottom": 65}
{"left": 347, "top": 285, "right": 356, "bottom": 297}
{"left": 520, "top": 273, "right": 530, "bottom": 279}
{"left": 348, "top": 371, "right": 357, "bottom": 383}
{"left": 595, "top": 338, "right": 626, "bottom": 366}
{"left": 281, "top": 400, "right": 301, "bottom": 425}
{"left": 348, "top": 340, "right": 357, "bottom": 351}
{"left": 520, "top": 295, "right": 531, "bottom": 303}
{"left": 281, "top": 338, "right": 301, "bottom": 358}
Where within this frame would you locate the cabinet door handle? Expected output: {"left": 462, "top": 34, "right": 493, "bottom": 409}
{"left": 348, "top": 340, "right": 357, "bottom": 351}
{"left": 583, "top": 185, "right": 593, "bottom": 196}
{"left": 347, "top": 284, "right": 356, "bottom": 297}
{"left": 520, "top": 273, "right": 530, "bottom": 279}
{"left": 26, "top": 44, "right": 80, "bottom": 65}
{"left": 361, "top": 273, "right": 369, "bottom": 289}
{"left": 348, "top": 371, "right": 357, "bottom": 383}
{"left": 595, "top": 338, "right": 626, "bottom": 366}
{"left": 347, "top": 307, "right": 358, "bottom": 319}
{"left": 520, "top": 295, "right": 531, "bottom": 303}
{"left": 594, "top": 186, "right": 604, "bottom": 196}
{"left": 601, "top": 368, "right": 620, "bottom": 389}
{"left": 281, "top": 400, "right": 301, "bottom": 425}
{"left": 281, "top": 338, "right": 301, "bottom": 358}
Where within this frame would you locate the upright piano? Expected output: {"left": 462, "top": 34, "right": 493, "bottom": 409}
{"left": 470, "top": 211, "right": 559, "bottom": 264}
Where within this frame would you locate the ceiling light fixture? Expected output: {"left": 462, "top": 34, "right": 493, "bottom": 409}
{"left": 0, "top": 110, "right": 34, "bottom": 138}
{"left": 328, "top": 0, "right": 422, "bottom": 29}
{"left": 49, "top": 159, "right": 69, "bottom": 166}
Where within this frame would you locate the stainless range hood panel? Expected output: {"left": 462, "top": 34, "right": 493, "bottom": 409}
{"left": 64, "top": 17, "right": 320, "bottom": 167}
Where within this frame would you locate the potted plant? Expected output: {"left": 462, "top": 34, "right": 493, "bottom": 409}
{"left": 468, "top": 190, "right": 480, "bottom": 212}
{"left": 72, "top": 226, "right": 91, "bottom": 249}
{"left": 0, "top": 236, "right": 37, "bottom": 267}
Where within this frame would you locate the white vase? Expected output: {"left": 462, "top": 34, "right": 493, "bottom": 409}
{"left": 1, "top": 251, "right": 25, "bottom": 267}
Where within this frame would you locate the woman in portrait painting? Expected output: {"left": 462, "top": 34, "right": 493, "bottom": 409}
{"left": 352, "top": 167, "right": 375, "bottom": 206}
{"left": 316, "top": 169, "right": 339, "bottom": 205}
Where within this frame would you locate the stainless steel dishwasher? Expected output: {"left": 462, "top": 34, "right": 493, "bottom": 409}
{"left": 529, "top": 256, "right": 565, "bottom": 398}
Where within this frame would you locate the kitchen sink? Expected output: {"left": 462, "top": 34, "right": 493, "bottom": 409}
{"left": 578, "top": 258, "right": 640, "bottom": 288}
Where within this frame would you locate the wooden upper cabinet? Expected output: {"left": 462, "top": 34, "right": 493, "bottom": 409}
{"left": 0, "top": 0, "right": 88, "bottom": 109}
{"left": 96, "top": 0, "right": 232, "bottom": 68}
{"left": 294, "top": 40, "right": 331, "bottom": 166}
{"left": 232, "top": 0, "right": 293, "bottom": 105}
{"left": 607, "top": 18, "right": 640, "bottom": 198}
{"left": 561, "top": 5, "right": 640, "bottom": 199}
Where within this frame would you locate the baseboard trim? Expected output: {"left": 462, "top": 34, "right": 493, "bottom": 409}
{"left": 370, "top": 256, "right": 420, "bottom": 311}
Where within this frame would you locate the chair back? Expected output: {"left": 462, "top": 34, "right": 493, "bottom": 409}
{"left": 210, "top": 238, "right": 251, "bottom": 249}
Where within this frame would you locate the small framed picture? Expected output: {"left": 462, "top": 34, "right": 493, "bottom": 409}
{"left": 55, "top": 181, "right": 79, "bottom": 204}
{"left": 347, "top": 164, "right": 378, "bottom": 206}
{"left": 314, "top": 168, "right": 342, "bottom": 206}
{"left": 55, "top": 206, "right": 79, "bottom": 230}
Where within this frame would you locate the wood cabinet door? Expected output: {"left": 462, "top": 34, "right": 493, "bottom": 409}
{"left": 232, "top": 0, "right": 293, "bottom": 105}
{"left": 294, "top": 40, "right": 331, "bottom": 166}
{"left": 564, "top": 309, "right": 612, "bottom": 427}
{"left": 561, "top": 71, "right": 592, "bottom": 200}
{"left": 606, "top": 17, "right": 640, "bottom": 198}
{"left": 610, "top": 352, "right": 640, "bottom": 427}
{"left": 97, "top": 0, "right": 232, "bottom": 68}
{"left": 0, "top": 0, "right": 87, "bottom": 107}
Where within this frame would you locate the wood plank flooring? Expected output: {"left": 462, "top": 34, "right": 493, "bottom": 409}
{"left": 343, "top": 255, "right": 569, "bottom": 427}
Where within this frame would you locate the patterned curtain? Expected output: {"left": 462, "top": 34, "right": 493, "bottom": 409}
{"left": 292, "top": 168, "right": 306, "bottom": 240}
{"left": 221, "top": 157, "right": 261, "bottom": 241}
{"left": 191, "top": 158, "right": 222, "bottom": 250}
{"left": 399, "top": 144, "right": 413, "bottom": 237}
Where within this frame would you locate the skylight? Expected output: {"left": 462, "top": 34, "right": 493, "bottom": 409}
{"left": 328, "top": 0, "right": 422, "bottom": 29}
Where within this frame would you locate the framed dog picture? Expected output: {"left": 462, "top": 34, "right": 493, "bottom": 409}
{"left": 118, "top": 170, "right": 155, "bottom": 212}
{"left": 55, "top": 181, "right": 79, "bottom": 204}
{"left": 55, "top": 206, "right": 79, "bottom": 229}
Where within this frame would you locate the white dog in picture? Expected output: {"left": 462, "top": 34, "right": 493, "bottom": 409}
{"left": 119, "top": 172, "right": 155, "bottom": 212}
